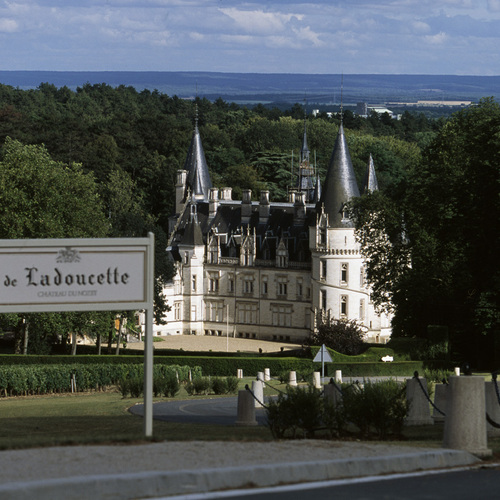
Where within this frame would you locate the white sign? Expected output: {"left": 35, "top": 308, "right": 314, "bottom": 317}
{"left": 0, "top": 237, "right": 152, "bottom": 313}
{"left": 313, "top": 344, "right": 333, "bottom": 364}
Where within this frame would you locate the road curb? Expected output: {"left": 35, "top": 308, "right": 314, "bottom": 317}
{"left": 0, "top": 449, "right": 479, "bottom": 500}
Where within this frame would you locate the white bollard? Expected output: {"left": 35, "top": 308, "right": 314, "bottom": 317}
{"left": 443, "top": 376, "right": 492, "bottom": 457}
{"left": 257, "top": 371, "right": 265, "bottom": 382}
{"left": 405, "top": 377, "right": 434, "bottom": 426}
{"left": 454, "top": 367, "right": 460, "bottom": 376}
{"left": 313, "top": 371, "right": 321, "bottom": 389}
{"left": 251, "top": 379, "right": 264, "bottom": 408}
{"left": 288, "top": 370, "right": 297, "bottom": 387}
{"left": 235, "top": 390, "right": 257, "bottom": 426}
{"left": 485, "top": 381, "right": 500, "bottom": 437}
{"left": 335, "top": 370, "right": 342, "bottom": 383}
{"left": 264, "top": 368, "right": 271, "bottom": 381}
{"left": 237, "top": 369, "right": 243, "bottom": 379}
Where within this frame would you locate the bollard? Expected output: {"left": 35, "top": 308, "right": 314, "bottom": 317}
{"left": 443, "top": 376, "right": 492, "bottom": 457}
{"left": 288, "top": 370, "right": 297, "bottom": 387}
{"left": 335, "top": 370, "right": 342, "bottom": 383}
{"left": 257, "top": 371, "right": 264, "bottom": 382}
{"left": 405, "top": 377, "right": 434, "bottom": 426}
{"left": 252, "top": 379, "right": 264, "bottom": 408}
{"left": 454, "top": 367, "right": 460, "bottom": 376}
{"left": 313, "top": 371, "right": 321, "bottom": 389}
{"left": 432, "top": 383, "right": 448, "bottom": 423}
{"left": 264, "top": 368, "right": 271, "bottom": 381}
{"left": 485, "top": 381, "right": 500, "bottom": 438}
{"left": 235, "top": 390, "right": 257, "bottom": 426}
{"left": 236, "top": 369, "right": 243, "bottom": 379}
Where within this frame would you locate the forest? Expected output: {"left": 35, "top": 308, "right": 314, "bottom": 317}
{"left": 0, "top": 82, "right": 497, "bottom": 364}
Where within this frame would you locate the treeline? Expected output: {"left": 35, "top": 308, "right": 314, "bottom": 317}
{"left": 0, "top": 82, "right": 441, "bottom": 220}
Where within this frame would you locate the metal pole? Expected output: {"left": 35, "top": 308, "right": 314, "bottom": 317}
{"left": 144, "top": 232, "right": 155, "bottom": 438}
{"left": 226, "top": 304, "right": 229, "bottom": 353}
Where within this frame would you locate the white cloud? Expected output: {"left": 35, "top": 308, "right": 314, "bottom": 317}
{"left": 425, "top": 31, "right": 448, "bottom": 44}
{"left": 0, "top": 18, "right": 17, "bottom": 32}
{"left": 219, "top": 7, "right": 302, "bottom": 35}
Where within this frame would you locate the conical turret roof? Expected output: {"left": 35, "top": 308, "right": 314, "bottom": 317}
{"left": 183, "top": 115, "right": 212, "bottom": 201}
{"left": 362, "top": 154, "right": 379, "bottom": 193}
{"left": 319, "top": 123, "right": 360, "bottom": 227}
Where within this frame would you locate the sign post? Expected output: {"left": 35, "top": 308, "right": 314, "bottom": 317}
{"left": 313, "top": 344, "right": 333, "bottom": 381}
{"left": 0, "top": 234, "right": 155, "bottom": 437}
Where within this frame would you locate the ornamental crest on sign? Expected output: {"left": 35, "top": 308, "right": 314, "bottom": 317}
{"left": 56, "top": 247, "right": 81, "bottom": 263}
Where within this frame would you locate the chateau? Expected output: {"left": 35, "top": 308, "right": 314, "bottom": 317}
{"left": 154, "top": 113, "right": 391, "bottom": 344}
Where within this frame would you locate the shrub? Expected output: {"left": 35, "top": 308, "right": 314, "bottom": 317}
{"left": 342, "top": 379, "right": 407, "bottom": 439}
{"left": 192, "top": 376, "right": 211, "bottom": 395}
{"left": 163, "top": 372, "right": 180, "bottom": 398}
{"left": 225, "top": 376, "right": 239, "bottom": 394}
{"left": 303, "top": 318, "right": 366, "bottom": 355}
{"left": 266, "top": 385, "right": 323, "bottom": 439}
{"left": 211, "top": 377, "right": 228, "bottom": 395}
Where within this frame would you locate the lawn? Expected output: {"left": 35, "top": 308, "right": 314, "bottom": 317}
{"left": 1, "top": 381, "right": 499, "bottom": 458}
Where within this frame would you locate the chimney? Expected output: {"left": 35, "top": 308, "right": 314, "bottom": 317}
{"left": 209, "top": 188, "right": 219, "bottom": 218}
{"left": 294, "top": 191, "right": 306, "bottom": 223}
{"left": 241, "top": 189, "right": 252, "bottom": 223}
{"left": 220, "top": 187, "right": 232, "bottom": 200}
{"left": 259, "top": 190, "right": 270, "bottom": 223}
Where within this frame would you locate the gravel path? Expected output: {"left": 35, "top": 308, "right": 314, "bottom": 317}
{"left": 130, "top": 335, "right": 302, "bottom": 353}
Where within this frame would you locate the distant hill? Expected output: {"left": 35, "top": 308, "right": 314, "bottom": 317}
{"left": 0, "top": 71, "right": 498, "bottom": 105}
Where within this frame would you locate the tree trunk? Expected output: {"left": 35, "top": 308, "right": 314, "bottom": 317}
{"left": 115, "top": 317, "right": 123, "bottom": 355}
{"left": 107, "top": 330, "right": 113, "bottom": 354}
{"left": 71, "top": 332, "right": 77, "bottom": 355}
{"left": 22, "top": 319, "right": 29, "bottom": 355}
{"left": 96, "top": 333, "right": 102, "bottom": 355}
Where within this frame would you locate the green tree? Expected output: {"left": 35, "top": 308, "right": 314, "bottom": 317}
{"left": 352, "top": 99, "right": 500, "bottom": 367}
{"left": 0, "top": 138, "right": 109, "bottom": 353}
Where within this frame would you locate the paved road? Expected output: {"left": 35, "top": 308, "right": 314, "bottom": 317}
{"left": 160, "top": 466, "right": 500, "bottom": 500}
{"left": 129, "top": 396, "right": 268, "bottom": 425}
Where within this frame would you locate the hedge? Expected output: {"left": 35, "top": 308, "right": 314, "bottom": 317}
{"left": 0, "top": 363, "right": 202, "bottom": 397}
{"left": 308, "top": 346, "right": 396, "bottom": 363}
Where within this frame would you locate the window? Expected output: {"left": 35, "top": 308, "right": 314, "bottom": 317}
{"left": 209, "top": 248, "right": 218, "bottom": 264}
{"left": 305, "top": 307, "right": 311, "bottom": 329}
{"left": 321, "top": 260, "right": 327, "bottom": 280}
{"left": 238, "top": 302, "right": 258, "bottom": 324}
{"left": 341, "top": 263, "right": 348, "bottom": 284}
{"left": 174, "top": 278, "right": 181, "bottom": 294}
{"left": 205, "top": 302, "right": 223, "bottom": 322}
{"left": 319, "top": 227, "right": 326, "bottom": 245}
{"left": 174, "top": 301, "right": 181, "bottom": 321}
{"left": 191, "top": 275, "right": 197, "bottom": 292}
{"left": 360, "top": 266, "right": 365, "bottom": 287}
{"left": 320, "top": 290, "right": 327, "bottom": 311}
{"left": 191, "top": 305, "right": 197, "bottom": 321}
{"left": 208, "top": 274, "right": 219, "bottom": 293}
{"left": 228, "top": 274, "right": 234, "bottom": 293}
{"left": 242, "top": 276, "right": 254, "bottom": 294}
{"left": 277, "top": 276, "right": 288, "bottom": 297}
{"left": 271, "top": 304, "right": 292, "bottom": 327}
{"left": 184, "top": 251, "right": 189, "bottom": 265}
{"left": 262, "top": 276, "right": 268, "bottom": 296}
{"left": 296, "top": 279, "right": 303, "bottom": 299}
{"left": 340, "top": 295, "right": 348, "bottom": 316}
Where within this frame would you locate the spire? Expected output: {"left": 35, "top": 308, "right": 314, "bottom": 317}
{"left": 300, "top": 108, "right": 310, "bottom": 164}
{"left": 183, "top": 105, "right": 212, "bottom": 202}
{"left": 362, "top": 154, "right": 379, "bottom": 194}
{"left": 319, "top": 123, "right": 360, "bottom": 227}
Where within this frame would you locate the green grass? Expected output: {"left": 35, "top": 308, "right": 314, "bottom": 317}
{"left": 1, "top": 380, "right": 499, "bottom": 458}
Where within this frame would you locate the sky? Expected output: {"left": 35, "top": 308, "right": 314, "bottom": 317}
{"left": 0, "top": 0, "right": 499, "bottom": 75}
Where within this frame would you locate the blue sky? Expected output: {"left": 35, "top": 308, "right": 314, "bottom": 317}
{"left": 0, "top": 0, "right": 499, "bottom": 74}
